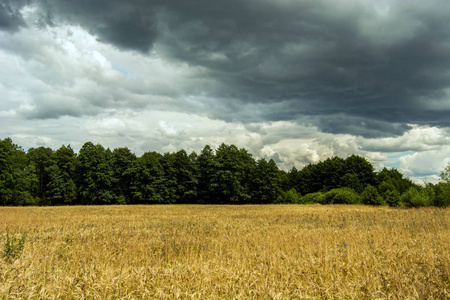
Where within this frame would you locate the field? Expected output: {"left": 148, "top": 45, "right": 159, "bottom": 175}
{"left": 0, "top": 205, "right": 449, "bottom": 299}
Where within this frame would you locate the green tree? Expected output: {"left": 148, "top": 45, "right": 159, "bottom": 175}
{"left": 298, "top": 164, "right": 318, "bottom": 195}
{"left": 13, "top": 163, "right": 38, "bottom": 206}
{"left": 341, "top": 173, "right": 363, "bottom": 194}
{"left": 319, "top": 157, "right": 345, "bottom": 192}
{"left": 196, "top": 145, "right": 219, "bottom": 203}
{"left": 441, "top": 164, "right": 450, "bottom": 203}
{"left": 288, "top": 155, "right": 375, "bottom": 195}
{"left": 111, "top": 147, "right": 139, "bottom": 204}
{"left": 76, "top": 142, "right": 114, "bottom": 205}
{"left": 378, "top": 181, "right": 401, "bottom": 207}
{"left": 291, "top": 157, "right": 344, "bottom": 194}
{"left": 344, "top": 155, "right": 376, "bottom": 192}
{"left": 27, "top": 146, "right": 55, "bottom": 203}
{"left": 44, "top": 145, "right": 77, "bottom": 205}
{"left": 0, "top": 138, "right": 37, "bottom": 205}
{"left": 251, "top": 158, "right": 282, "bottom": 203}
{"left": 45, "top": 165, "right": 76, "bottom": 205}
{"left": 0, "top": 138, "right": 18, "bottom": 205}
{"left": 137, "top": 151, "right": 165, "bottom": 204}
{"left": 55, "top": 145, "right": 77, "bottom": 179}
{"left": 376, "top": 167, "right": 415, "bottom": 195}
{"left": 361, "top": 184, "right": 385, "bottom": 206}
{"left": 212, "top": 144, "right": 255, "bottom": 204}
{"left": 174, "top": 150, "right": 198, "bottom": 203}
{"left": 433, "top": 183, "right": 450, "bottom": 207}
{"left": 286, "top": 166, "right": 299, "bottom": 193}
{"left": 160, "top": 150, "right": 198, "bottom": 204}
{"left": 433, "top": 164, "right": 450, "bottom": 207}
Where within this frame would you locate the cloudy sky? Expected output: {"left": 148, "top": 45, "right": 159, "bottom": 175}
{"left": 1, "top": 0, "right": 449, "bottom": 182}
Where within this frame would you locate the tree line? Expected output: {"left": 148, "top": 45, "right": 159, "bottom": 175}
{"left": 1, "top": 137, "right": 449, "bottom": 207}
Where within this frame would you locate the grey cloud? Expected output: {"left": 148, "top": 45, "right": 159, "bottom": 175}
{"left": 37, "top": 0, "right": 159, "bottom": 53}
{"left": 23, "top": 101, "right": 84, "bottom": 120}
{"left": 12, "top": 0, "right": 450, "bottom": 137}
{"left": 153, "top": 0, "right": 450, "bottom": 137}
{"left": 0, "top": 0, "right": 27, "bottom": 31}
{"left": 317, "top": 115, "right": 413, "bottom": 138}
{"left": 36, "top": 9, "right": 54, "bottom": 28}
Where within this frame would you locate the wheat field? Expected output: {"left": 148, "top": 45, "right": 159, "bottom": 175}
{"left": 0, "top": 205, "right": 449, "bottom": 299}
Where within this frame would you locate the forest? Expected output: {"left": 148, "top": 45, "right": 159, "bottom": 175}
{"left": 1, "top": 137, "right": 449, "bottom": 207}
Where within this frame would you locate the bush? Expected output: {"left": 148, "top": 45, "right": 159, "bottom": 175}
{"left": 378, "top": 181, "right": 401, "bottom": 206}
{"left": 299, "top": 192, "right": 325, "bottom": 204}
{"left": 322, "top": 188, "right": 360, "bottom": 205}
{"left": 433, "top": 183, "right": 450, "bottom": 207}
{"left": 435, "top": 163, "right": 450, "bottom": 207}
{"left": 400, "top": 187, "right": 432, "bottom": 207}
{"left": 361, "top": 185, "right": 385, "bottom": 206}
{"left": 384, "top": 189, "right": 401, "bottom": 207}
{"left": 276, "top": 188, "right": 301, "bottom": 204}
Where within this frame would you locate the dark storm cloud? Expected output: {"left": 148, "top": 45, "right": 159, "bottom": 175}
{"left": 318, "top": 115, "right": 413, "bottom": 139}
{"left": 18, "top": 0, "right": 450, "bottom": 137}
{"left": 0, "top": 0, "right": 28, "bottom": 31}
{"left": 37, "top": 0, "right": 159, "bottom": 53}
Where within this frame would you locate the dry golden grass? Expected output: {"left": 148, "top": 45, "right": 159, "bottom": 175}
{"left": 0, "top": 205, "right": 449, "bottom": 299}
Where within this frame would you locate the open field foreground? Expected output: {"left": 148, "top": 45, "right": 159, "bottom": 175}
{"left": 1, "top": 205, "right": 449, "bottom": 299}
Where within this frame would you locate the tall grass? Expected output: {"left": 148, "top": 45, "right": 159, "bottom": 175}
{"left": 0, "top": 205, "right": 449, "bottom": 299}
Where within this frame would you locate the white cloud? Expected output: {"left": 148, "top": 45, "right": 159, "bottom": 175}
{"left": 360, "top": 125, "right": 450, "bottom": 152}
{"left": 399, "top": 150, "right": 450, "bottom": 179}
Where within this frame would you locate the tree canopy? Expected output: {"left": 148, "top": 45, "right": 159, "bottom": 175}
{"left": 0, "top": 138, "right": 447, "bottom": 207}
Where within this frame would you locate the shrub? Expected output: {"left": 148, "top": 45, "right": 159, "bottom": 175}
{"left": 299, "top": 192, "right": 325, "bottom": 204}
{"left": 384, "top": 189, "right": 401, "bottom": 207}
{"left": 276, "top": 188, "right": 301, "bottom": 204}
{"left": 323, "top": 188, "right": 360, "bottom": 205}
{"left": 434, "top": 183, "right": 450, "bottom": 207}
{"left": 361, "top": 185, "right": 385, "bottom": 206}
{"left": 400, "top": 187, "right": 433, "bottom": 207}
{"left": 435, "top": 163, "right": 450, "bottom": 207}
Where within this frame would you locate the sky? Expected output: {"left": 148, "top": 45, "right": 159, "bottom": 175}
{"left": 1, "top": 0, "right": 449, "bottom": 183}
